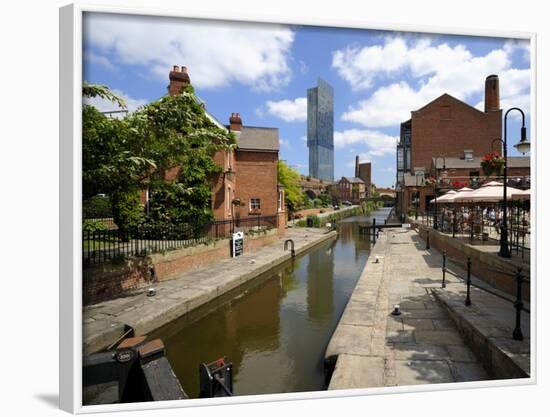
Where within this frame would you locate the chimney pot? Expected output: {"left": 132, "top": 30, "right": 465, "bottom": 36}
{"left": 168, "top": 65, "right": 191, "bottom": 96}
{"left": 229, "top": 112, "right": 243, "bottom": 132}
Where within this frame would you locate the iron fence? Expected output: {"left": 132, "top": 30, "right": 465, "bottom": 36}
{"left": 440, "top": 252, "right": 529, "bottom": 340}
{"left": 83, "top": 215, "right": 278, "bottom": 266}
{"left": 414, "top": 206, "right": 530, "bottom": 259}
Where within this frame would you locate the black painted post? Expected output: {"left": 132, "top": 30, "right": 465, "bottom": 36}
{"left": 372, "top": 218, "right": 376, "bottom": 244}
{"left": 513, "top": 268, "right": 524, "bottom": 341}
{"left": 426, "top": 230, "right": 430, "bottom": 250}
{"left": 441, "top": 251, "right": 447, "bottom": 288}
{"left": 452, "top": 211, "right": 457, "bottom": 238}
{"left": 465, "top": 257, "right": 472, "bottom": 306}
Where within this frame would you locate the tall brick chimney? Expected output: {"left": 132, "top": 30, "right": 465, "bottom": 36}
{"left": 229, "top": 113, "right": 242, "bottom": 131}
{"left": 355, "top": 155, "right": 359, "bottom": 178}
{"left": 168, "top": 65, "right": 190, "bottom": 96}
{"left": 484, "top": 74, "right": 500, "bottom": 112}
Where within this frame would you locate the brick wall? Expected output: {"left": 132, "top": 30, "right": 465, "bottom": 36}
{"left": 234, "top": 150, "right": 279, "bottom": 218}
{"left": 358, "top": 162, "right": 371, "bottom": 196}
{"left": 411, "top": 95, "right": 501, "bottom": 171}
{"left": 83, "top": 229, "right": 281, "bottom": 305}
{"left": 415, "top": 225, "right": 530, "bottom": 301}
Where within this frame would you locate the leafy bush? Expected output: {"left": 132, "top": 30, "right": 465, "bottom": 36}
{"left": 306, "top": 215, "right": 321, "bottom": 227}
{"left": 83, "top": 195, "right": 112, "bottom": 218}
{"left": 112, "top": 189, "right": 144, "bottom": 235}
{"left": 83, "top": 219, "right": 108, "bottom": 233}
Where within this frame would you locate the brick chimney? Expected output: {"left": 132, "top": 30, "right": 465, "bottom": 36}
{"left": 355, "top": 155, "right": 359, "bottom": 178}
{"left": 229, "top": 113, "right": 242, "bottom": 131}
{"left": 484, "top": 74, "right": 500, "bottom": 112}
{"left": 168, "top": 65, "right": 190, "bottom": 96}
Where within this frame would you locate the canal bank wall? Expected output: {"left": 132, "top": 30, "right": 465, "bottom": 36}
{"left": 84, "top": 227, "right": 337, "bottom": 354}
{"left": 413, "top": 222, "right": 530, "bottom": 301}
{"left": 295, "top": 202, "right": 383, "bottom": 228}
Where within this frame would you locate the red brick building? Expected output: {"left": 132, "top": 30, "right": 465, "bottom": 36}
{"left": 354, "top": 156, "right": 372, "bottom": 198}
{"left": 146, "top": 66, "right": 286, "bottom": 230}
{"left": 337, "top": 177, "right": 366, "bottom": 203}
{"left": 396, "top": 74, "right": 530, "bottom": 217}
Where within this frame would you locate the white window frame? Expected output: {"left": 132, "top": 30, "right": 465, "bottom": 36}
{"left": 250, "top": 198, "right": 261, "bottom": 210}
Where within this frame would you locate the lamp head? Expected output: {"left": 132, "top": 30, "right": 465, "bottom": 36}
{"left": 514, "top": 127, "right": 531, "bottom": 155}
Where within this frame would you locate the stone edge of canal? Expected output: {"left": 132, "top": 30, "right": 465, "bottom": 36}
{"left": 323, "top": 227, "right": 389, "bottom": 387}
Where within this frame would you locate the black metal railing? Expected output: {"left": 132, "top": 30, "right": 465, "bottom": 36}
{"left": 83, "top": 215, "right": 278, "bottom": 266}
{"left": 440, "top": 253, "right": 529, "bottom": 340}
{"left": 414, "top": 208, "right": 530, "bottom": 259}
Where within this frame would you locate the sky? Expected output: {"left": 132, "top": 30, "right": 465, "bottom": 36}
{"left": 83, "top": 12, "right": 531, "bottom": 187}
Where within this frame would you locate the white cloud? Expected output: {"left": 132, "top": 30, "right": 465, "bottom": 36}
{"left": 333, "top": 37, "right": 410, "bottom": 90}
{"left": 265, "top": 97, "right": 307, "bottom": 122}
{"left": 84, "top": 51, "right": 116, "bottom": 71}
{"left": 84, "top": 13, "right": 294, "bottom": 91}
{"left": 280, "top": 138, "right": 291, "bottom": 149}
{"left": 335, "top": 129, "right": 397, "bottom": 153}
{"left": 335, "top": 129, "right": 397, "bottom": 155}
{"left": 336, "top": 36, "right": 531, "bottom": 127}
{"left": 84, "top": 89, "right": 148, "bottom": 115}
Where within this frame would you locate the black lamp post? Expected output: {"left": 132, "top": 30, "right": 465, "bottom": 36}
{"left": 414, "top": 172, "right": 423, "bottom": 220}
{"left": 433, "top": 156, "right": 446, "bottom": 230}
{"left": 499, "top": 107, "right": 530, "bottom": 258}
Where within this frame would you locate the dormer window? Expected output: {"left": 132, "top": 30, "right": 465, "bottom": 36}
{"left": 464, "top": 150, "right": 474, "bottom": 161}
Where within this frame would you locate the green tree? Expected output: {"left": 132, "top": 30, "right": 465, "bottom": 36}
{"left": 278, "top": 160, "right": 302, "bottom": 213}
{"left": 318, "top": 191, "right": 332, "bottom": 207}
{"left": 82, "top": 82, "right": 236, "bottom": 229}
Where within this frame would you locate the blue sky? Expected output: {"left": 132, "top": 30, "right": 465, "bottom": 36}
{"left": 83, "top": 13, "right": 531, "bottom": 187}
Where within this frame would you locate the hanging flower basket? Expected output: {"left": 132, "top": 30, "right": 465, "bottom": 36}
{"left": 451, "top": 180, "right": 468, "bottom": 188}
{"left": 481, "top": 152, "right": 505, "bottom": 177}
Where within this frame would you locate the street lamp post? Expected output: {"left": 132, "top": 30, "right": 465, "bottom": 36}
{"left": 499, "top": 107, "right": 531, "bottom": 258}
{"left": 433, "top": 156, "right": 446, "bottom": 231}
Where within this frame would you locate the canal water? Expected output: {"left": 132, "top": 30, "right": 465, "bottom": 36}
{"left": 150, "top": 207, "right": 392, "bottom": 398}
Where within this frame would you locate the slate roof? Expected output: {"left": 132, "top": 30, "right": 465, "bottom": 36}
{"left": 342, "top": 177, "right": 365, "bottom": 184}
{"left": 233, "top": 126, "right": 280, "bottom": 152}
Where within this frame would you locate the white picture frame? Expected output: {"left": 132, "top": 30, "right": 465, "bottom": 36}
{"left": 60, "top": 2, "right": 537, "bottom": 413}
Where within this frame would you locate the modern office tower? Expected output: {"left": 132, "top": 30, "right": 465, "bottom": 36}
{"left": 307, "top": 78, "right": 334, "bottom": 182}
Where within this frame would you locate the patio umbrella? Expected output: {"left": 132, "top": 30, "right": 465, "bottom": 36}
{"left": 511, "top": 188, "right": 530, "bottom": 200}
{"left": 454, "top": 181, "right": 524, "bottom": 203}
{"left": 429, "top": 190, "right": 457, "bottom": 204}
{"left": 430, "top": 187, "right": 472, "bottom": 204}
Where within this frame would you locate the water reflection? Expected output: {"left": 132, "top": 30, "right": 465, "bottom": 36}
{"left": 150, "top": 208, "right": 391, "bottom": 398}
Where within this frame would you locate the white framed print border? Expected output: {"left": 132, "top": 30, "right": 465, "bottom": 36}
{"left": 60, "top": 2, "right": 537, "bottom": 413}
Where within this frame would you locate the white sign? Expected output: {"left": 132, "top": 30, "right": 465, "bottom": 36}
{"left": 402, "top": 223, "right": 411, "bottom": 229}
{"left": 232, "top": 231, "right": 244, "bottom": 257}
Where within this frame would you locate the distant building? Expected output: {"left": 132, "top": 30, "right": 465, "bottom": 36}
{"left": 395, "top": 74, "right": 530, "bottom": 217}
{"left": 307, "top": 78, "right": 334, "bottom": 182}
{"left": 337, "top": 177, "right": 366, "bottom": 203}
{"left": 354, "top": 156, "right": 372, "bottom": 197}
{"left": 299, "top": 175, "right": 331, "bottom": 199}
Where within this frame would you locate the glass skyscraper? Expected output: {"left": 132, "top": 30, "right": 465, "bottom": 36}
{"left": 307, "top": 78, "right": 334, "bottom": 182}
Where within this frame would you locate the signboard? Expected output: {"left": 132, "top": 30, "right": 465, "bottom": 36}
{"left": 232, "top": 231, "right": 244, "bottom": 258}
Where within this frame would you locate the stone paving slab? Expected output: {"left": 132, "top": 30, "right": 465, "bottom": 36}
{"left": 327, "top": 228, "right": 495, "bottom": 390}
{"left": 83, "top": 227, "right": 336, "bottom": 354}
{"left": 329, "top": 354, "right": 385, "bottom": 389}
